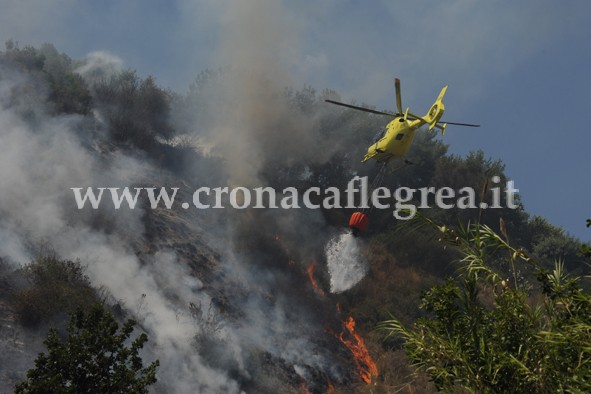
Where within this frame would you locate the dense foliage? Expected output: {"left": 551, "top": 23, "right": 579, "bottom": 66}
{"left": 15, "top": 304, "right": 159, "bottom": 394}
{"left": 380, "top": 215, "right": 591, "bottom": 393}
{"left": 12, "top": 256, "right": 100, "bottom": 328}
{"left": 2, "top": 40, "right": 91, "bottom": 116}
{"left": 1, "top": 41, "right": 172, "bottom": 149}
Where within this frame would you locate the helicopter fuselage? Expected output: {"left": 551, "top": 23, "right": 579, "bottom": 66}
{"left": 362, "top": 117, "right": 424, "bottom": 162}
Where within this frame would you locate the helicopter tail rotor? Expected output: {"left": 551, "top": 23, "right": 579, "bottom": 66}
{"left": 434, "top": 122, "right": 447, "bottom": 136}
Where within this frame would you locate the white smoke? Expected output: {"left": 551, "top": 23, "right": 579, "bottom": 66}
{"left": 75, "top": 51, "right": 124, "bottom": 82}
{"left": 0, "top": 1, "right": 354, "bottom": 391}
{"left": 0, "top": 64, "right": 250, "bottom": 391}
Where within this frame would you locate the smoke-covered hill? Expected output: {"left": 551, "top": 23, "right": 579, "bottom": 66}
{"left": 0, "top": 41, "right": 587, "bottom": 393}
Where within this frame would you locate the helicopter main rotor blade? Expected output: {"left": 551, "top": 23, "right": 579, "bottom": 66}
{"left": 437, "top": 121, "right": 480, "bottom": 127}
{"left": 325, "top": 99, "right": 479, "bottom": 126}
{"left": 324, "top": 99, "right": 399, "bottom": 117}
{"left": 395, "top": 78, "right": 402, "bottom": 114}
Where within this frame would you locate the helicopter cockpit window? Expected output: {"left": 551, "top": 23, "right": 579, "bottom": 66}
{"left": 396, "top": 133, "right": 404, "bottom": 140}
{"left": 372, "top": 127, "right": 387, "bottom": 143}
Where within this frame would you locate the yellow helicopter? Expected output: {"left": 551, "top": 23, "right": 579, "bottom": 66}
{"left": 325, "top": 78, "right": 479, "bottom": 165}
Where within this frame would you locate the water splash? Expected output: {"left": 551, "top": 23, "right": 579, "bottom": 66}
{"left": 325, "top": 232, "right": 367, "bottom": 293}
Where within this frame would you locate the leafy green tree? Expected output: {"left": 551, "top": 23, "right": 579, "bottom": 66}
{"left": 523, "top": 216, "right": 586, "bottom": 273}
{"left": 380, "top": 214, "right": 591, "bottom": 393}
{"left": 13, "top": 256, "right": 99, "bottom": 328}
{"left": 1, "top": 42, "right": 92, "bottom": 115}
{"left": 429, "top": 150, "right": 528, "bottom": 235}
{"left": 91, "top": 70, "right": 173, "bottom": 149}
{"left": 15, "top": 304, "right": 159, "bottom": 394}
{"left": 39, "top": 43, "right": 92, "bottom": 115}
{"left": 2, "top": 40, "right": 45, "bottom": 72}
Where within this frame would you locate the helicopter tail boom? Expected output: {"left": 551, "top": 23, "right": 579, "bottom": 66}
{"left": 423, "top": 84, "right": 447, "bottom": 130}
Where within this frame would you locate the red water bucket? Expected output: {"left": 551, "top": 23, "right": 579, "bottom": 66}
{"left": 348, "top": 212, "right": 369, "bottom": 235}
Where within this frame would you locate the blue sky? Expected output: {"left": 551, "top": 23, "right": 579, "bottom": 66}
{"left": 1, "top": 0, "right": 590, "bottom": 240}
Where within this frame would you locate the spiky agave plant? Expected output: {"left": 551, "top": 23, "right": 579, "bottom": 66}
{"left": 379, "top": 213, "right": 591, "bottom": 393}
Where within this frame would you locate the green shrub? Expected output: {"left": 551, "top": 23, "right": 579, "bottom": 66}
{"left": 15, "top": 303, "right": 159, "bottom": 393}
{"left": 380, "top": 215, "right": 591, "bottom": 393}
{"left": 13, "top": 256, "right": 99, "bottom": 328}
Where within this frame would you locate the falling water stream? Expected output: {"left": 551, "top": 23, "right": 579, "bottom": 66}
{"left": 325, "top": 232, "right": 367, "bottom": 293}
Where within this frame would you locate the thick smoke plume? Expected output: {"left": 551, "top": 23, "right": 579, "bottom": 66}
{"left": 0, "top": 0, "right": 364, "bottom": 392}
{"left": 200, "top": 0, "right": 344, "bottom": 187}
{"left": 0, "top": 63, "right": 243, "bottom": 391}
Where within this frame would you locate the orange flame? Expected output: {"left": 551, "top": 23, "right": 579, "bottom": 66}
{"left": 306, "top": 261, "right": 325, "bottom": 296}
{"left": 327, "top": 382, "right": 335, "bottom": 393}
{"left": 335, "top": 316, "right": 378, "bottom": 384}
{"left": 299, "top": 382, "right": 311, "bottom": 394}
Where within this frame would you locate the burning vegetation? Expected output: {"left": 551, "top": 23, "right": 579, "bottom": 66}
{"left": 1, "top": 38, "right": 588, "bottom": 394}
{"left": 306, "top": 261, "right": 326, "bottom": 297}
{"left": 335, "top": 316, "right": 379, "bottom": 384}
